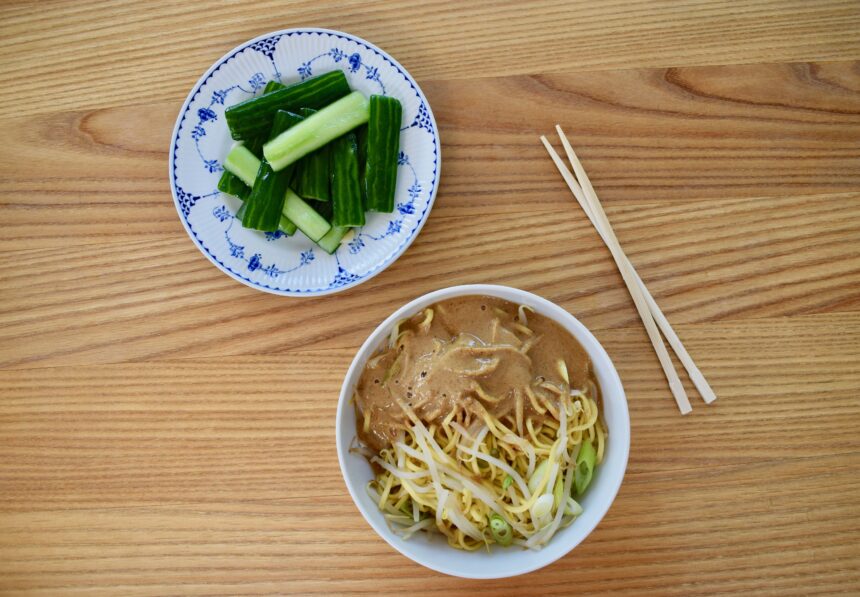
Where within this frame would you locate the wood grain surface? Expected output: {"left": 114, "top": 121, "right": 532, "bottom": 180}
{"left": 1, "top": 1, "right": 859, "bottom": 594}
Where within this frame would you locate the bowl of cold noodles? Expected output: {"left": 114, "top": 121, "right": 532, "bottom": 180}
{"left": 336, "top": 284, "right": 629, "bottom": 578}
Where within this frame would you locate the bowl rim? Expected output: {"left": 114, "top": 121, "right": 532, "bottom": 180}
{"left": 335, "top": 284, "right": 630, "bottom": 578}
{"left": 167, "top": 27, "right": 441, "bottom": 297}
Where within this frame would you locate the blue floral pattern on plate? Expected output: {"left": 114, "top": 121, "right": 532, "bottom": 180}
{"left": 297, "top": 46, "right": 386, "bottom": 95}
{"left": 168, "top": 28, "right": 440, "bottom": 296}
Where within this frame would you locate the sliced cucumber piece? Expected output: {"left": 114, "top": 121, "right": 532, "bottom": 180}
{"left": 263, "top": 91, "right": 370, "bottom": 172}
{"left": 282, "top": 189, "right": 331, "bottom": 242}
{"left": 316, "top": 225, "right": 349, "bottom": 254}
{"left": 223, "top": 145, "right": 261, "bottom": 187}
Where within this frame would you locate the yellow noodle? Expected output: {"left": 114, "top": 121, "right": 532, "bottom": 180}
{"left": 462, "top": 488, "right": 472, "bottom": 513}
{"left": 472, "top": 382, "right": 502, "bottom": 403}
{"left": 419, "top": 308, "right": 434, "bottom": 332}
{"left": 368, "top": 373, "right": 604, "bottom": 549}
{"left": 511, "top": 322, "right": 534, "bottom": 336}
{"left": 526, "top": 418, "right": 554, "bottom": 450}
{"left": 570, "top": 400, "right": 599, "bottom": 432}
{"left": 596, "top": 421, "right": 606, "bottom": 465}
{"left": 542, "top": 418, "right": 560, "bottom": 431}
{"left": 393, "top": 493, "right": 410, "bottom": 512}
{"left": 525, "top": 386, "right": 547, "bottom": 415}
{"left": 378, "top": 473, "right": 395, "bottom": 509}
{"left": 515, "top": 389, "right": 524, "bottom": 437}
{"left": 442, "top": 407, "right": 458, "bottom": 431}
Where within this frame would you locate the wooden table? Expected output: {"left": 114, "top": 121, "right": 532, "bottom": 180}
{"left": 2, "top": 1, "right": 859, "bottom": 594}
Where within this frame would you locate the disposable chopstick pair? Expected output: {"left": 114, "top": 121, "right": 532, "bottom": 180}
{"left": 552, "top": 127, "right": 715, "bottom": 406}
{"left": 541, "top": 126, "right": 716, "bottom": 413}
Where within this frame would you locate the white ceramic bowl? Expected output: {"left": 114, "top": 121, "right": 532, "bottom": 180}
{"left": 336, "top": 284, "right": 630, "bottom": 578}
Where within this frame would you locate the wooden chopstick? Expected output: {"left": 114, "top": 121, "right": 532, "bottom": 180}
{"left": 553, "top": 126, "right": 717, "bottom": 405}
{"left": 540, "top": 134, "right": 693, "bottom": 415}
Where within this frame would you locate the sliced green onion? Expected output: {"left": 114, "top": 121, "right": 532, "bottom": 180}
{"left": 566, "top": 496, "right": 583, "bottom": 516}
{"left": 489, "top": 514, "right": 513, "bottom": 546}
{"left": 502, "top": 475, "right": 513, "bottom": 490}
{"left": 531, "top": 493, "right": 554, "bottom": 521}
{"left": 574, "top": 440, "right": 596, "bottom": 495}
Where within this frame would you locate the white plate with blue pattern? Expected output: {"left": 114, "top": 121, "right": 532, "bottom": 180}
{"left": 169, "top": 28, "right": 440, "bottom": 296}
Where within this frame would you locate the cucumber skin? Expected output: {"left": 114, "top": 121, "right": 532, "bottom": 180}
{"left": 225, "top": 71, "right": 351, "bottom": 141}
{"left": 218, "top": 83, "right": 284, "bottom": 205}
{"left": 241, "top": 111, "right": 304, "bottom": 231}
{"left": 217, "top": 133, "right": 266, "bottom": 199}
{"left": 355, "top": 124, "right": 368, "bottom": 209}
{"left": 235, "top": 203, "right": 296, "bottom": 235}
{"left": 242, "top": 161, "right": 287, "bottom": 231}
{"left": 217, "top": 170, "right": 251, "bottom": 200}
{"left": 297, "top": 143, "right": 331, "bottom": 201}
{"left": 295, "top": 108, "right": 331, "bottom": 202}
{"left": 263, "top": 80, "right": 287, "bottom": 94}
{"left": 329, "top": 132, "right": 365, "bottom": 227}
{"left": 365, "top": 95, "right": 402, "bottom": 213}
